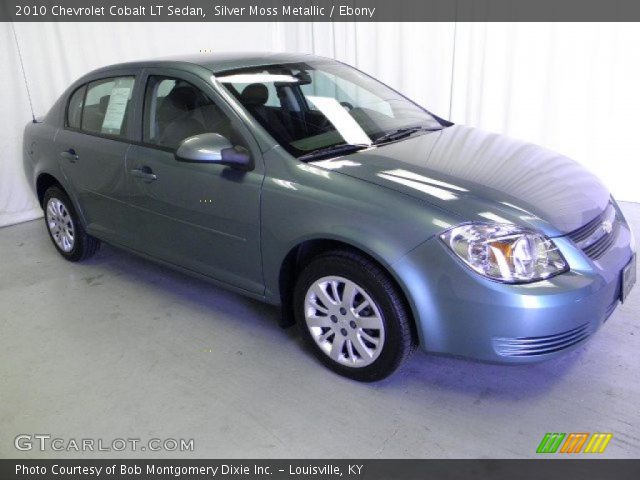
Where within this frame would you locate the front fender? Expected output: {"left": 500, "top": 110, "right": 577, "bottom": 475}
{"left": 260, "top": 148, "right": 464, "bottom": 305}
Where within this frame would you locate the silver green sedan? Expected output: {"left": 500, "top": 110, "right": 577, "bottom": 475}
{"left": 23, "top": 53, "right": 636, "bottom": 381}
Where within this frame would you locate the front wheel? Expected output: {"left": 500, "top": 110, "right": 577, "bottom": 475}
{"left": 294, "top": 250, "right": 415, "bottom": 382}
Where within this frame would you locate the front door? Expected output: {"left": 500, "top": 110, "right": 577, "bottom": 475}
{"left": 126, "top": 70, "right": 264, "bottom": 294}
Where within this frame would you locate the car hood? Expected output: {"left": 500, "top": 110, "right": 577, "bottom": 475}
{"left": 311, "top": 125, "right": 609, "bottom": 236}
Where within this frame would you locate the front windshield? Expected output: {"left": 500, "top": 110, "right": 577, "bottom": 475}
{"left": 217, "top": 61, "right": 447, "bottom": 159}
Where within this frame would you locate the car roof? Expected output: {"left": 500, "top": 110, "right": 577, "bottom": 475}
{"left": 88, "top": 52, "right": 328, "bottom": 76}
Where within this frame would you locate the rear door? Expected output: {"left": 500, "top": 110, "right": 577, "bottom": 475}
{"left": 56, "top": 69, "right": 141, "bottom": 246}
{"left": 125, "top": 68, "right": 265, "bottom": 294}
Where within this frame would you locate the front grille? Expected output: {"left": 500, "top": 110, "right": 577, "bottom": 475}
{"left": 493, "top": 323, "right": 591, "bottom": 357}
{"left": 567, "top": 203, "right": 619, "bottom": 260}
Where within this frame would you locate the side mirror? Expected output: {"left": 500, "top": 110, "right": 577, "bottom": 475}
{"left": 175, "top": 133, "right": 253, "bottom": 170}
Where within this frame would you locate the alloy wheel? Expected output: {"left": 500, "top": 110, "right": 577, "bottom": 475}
{"left": 46, "top": 197, "right": 75, "bottom": 252}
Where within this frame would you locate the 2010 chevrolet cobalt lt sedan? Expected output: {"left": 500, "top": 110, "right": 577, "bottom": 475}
{"left": 24, "top": 53, "right": 636, "bottom": 381}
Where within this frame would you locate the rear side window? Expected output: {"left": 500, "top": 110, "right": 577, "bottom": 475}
{"left": 81, "top": 76, "right": 135, "bottom": 138}
{"left": 66, "top": 86, "right": 86, "bottom": 129}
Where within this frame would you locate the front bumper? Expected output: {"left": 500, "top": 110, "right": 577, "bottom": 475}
{"left": 393, "top": 210, "right": 635, "bottom": 363}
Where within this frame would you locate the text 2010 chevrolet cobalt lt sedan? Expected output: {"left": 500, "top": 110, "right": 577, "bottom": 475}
{"left": 24, "top": 53, "right": 636, "bottom": 381}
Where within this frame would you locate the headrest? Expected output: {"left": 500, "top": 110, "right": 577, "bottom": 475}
{"left": 99, "top": 95, "right": 110, "bottom": 113}
{"left": 165, "top": 86, "right": 200, "bottom": 112}
{"left": 240, "top": 83, "right": 269, "bottom": 107}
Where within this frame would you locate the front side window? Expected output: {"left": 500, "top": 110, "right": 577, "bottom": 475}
{"left": 218, "top": 61, "right": 446, "bottom": 159}
{"left": 143, "top": 76, "right": 245, "bottom": 151}
{"left": 81, "top": 76, "right": 135, "bottom": 138}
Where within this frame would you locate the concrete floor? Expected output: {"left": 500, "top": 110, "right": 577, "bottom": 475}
{"left": 1, "top": 203, "right": 639, "bottom": 459}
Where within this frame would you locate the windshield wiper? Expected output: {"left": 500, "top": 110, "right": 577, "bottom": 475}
{"left": 373, "top": 125, "right": 439, "bottom": 145}
{"left": 298, "top": 143, "right": 370, "bottom": 162}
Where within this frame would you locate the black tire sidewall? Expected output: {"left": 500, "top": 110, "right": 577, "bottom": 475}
{"left": 294, "top": 252, "right": 411, "bottom": 382}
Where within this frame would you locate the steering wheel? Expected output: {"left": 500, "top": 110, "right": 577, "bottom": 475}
{"left": 340, "top": 101, "right": 354, "bottom": 111}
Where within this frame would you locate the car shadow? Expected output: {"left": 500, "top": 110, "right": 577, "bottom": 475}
{"left": 82, "top": 241, "right": 590, "bottom": 400}
{"left": 373, "top": 343, "right": 590, "bottom": 401}
{"left": 81, "top": 241, "right": 293, "bottom": 335}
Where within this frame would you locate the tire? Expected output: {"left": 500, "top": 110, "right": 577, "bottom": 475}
{"left": 294, "top": 249, "right": 415, "bottom": 382}
{"left": 43, "top": 186, "right": 100, "bottom": 262}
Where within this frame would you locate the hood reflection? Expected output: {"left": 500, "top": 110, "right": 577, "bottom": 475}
{"left": 313, "top": 125, "right": 609, "bottom": 234}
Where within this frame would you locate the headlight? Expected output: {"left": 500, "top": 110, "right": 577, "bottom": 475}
{"left": 440, "top": 223, "right": 568, "bottom": 283}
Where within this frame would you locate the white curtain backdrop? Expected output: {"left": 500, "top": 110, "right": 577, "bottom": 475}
{"left": 450, "top": 23, "right": 640, "bottom": 205}
{"left": 2, "top": 22, "right": 639, "bottom": 227}
{"left": 1, "top": 23, "right": 41, "bottom": 226}
{"left": 1, "top": 21, "right": 277, "bottom": 227}
{"left": 274, "top": 22, "right": 640, "bottom": 204}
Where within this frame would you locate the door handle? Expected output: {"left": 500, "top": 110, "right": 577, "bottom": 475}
{"left": 130, "top": 166, "right": 157, "bottom": 182}
{"left": 60, "top": 149, "right": 78, "bottom": 163}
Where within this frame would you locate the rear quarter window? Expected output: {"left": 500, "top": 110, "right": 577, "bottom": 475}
{"left": 66, "top": 86, "right": 86, "bottom": 129}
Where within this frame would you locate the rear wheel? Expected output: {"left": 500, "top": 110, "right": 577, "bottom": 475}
{"left": 294, "top": 250, "right": 415, "bottom": 382}
{"left": 43, "top": 186, "right": 99, "bottom": 261}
